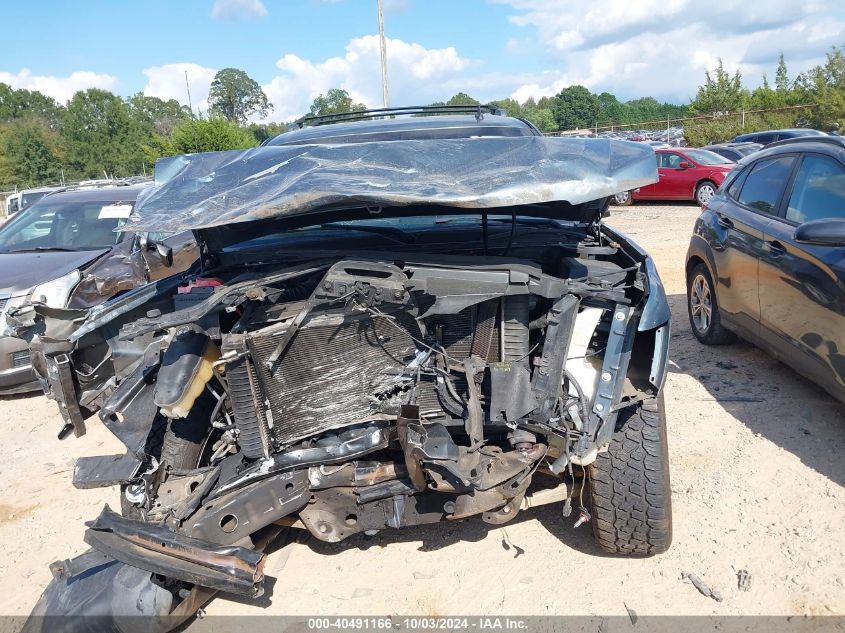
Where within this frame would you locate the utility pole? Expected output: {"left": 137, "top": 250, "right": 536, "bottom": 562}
{"left": 185, "top": 70, "right": 194, "bottom": 115}
{"left": 377, "top": 0, "right": 389, "bottom": 108}
{"left": 185, "top": 70, "right": 200, "bottom": 153}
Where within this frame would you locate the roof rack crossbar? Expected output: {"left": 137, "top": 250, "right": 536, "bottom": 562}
{"left": 293, "top": 104, "right": 506, "bottom": 129}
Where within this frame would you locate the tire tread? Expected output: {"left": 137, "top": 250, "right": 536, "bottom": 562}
{"left": 589, "top": 395, "right": 672, "bottom": 555}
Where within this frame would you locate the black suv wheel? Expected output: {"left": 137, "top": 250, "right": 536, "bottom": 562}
{"left": 687, "top": 263, "right": 735, "bottom": 344}
{"left": 589, "top": 395, "right": 672, "bottom": 555}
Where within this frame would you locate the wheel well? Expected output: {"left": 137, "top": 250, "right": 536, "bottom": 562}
{"left": 686, "top": 255, "right": 706, "bottom": 280}
{"left": 695, "top": 178, "right": 716, "bottom": 192}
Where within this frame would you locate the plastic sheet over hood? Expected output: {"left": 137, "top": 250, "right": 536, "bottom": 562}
{"left": 124, "top": 136, "right": 658, "bottom": 233}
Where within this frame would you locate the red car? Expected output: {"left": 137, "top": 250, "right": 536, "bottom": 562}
{"left": 614, "top": 148, "right": 735, "bottom": 206}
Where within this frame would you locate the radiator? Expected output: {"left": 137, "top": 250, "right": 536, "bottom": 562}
{"left": 227, "top": 297, "right": 528, "bottom": 455}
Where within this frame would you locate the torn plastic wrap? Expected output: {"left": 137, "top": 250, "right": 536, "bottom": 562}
{"left": 121, "top": 136, "right": 658, "bottom": 233}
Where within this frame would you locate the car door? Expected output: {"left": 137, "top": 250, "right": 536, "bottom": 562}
{"left": 653, "top": 151, "right": 691, "bottom": 199}
{"left": 758, "top": 153, "right": 845, "bottom": 399}
{"left": 709, "top": 155, "right": 796, "bottom": 338}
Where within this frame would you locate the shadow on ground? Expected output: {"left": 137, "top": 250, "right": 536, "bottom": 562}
{"left": 666, "top": 292, "right": 845, "bottom": 487}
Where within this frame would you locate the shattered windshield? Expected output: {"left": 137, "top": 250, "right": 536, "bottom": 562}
{"left": 0, "top": 198, "right": 133, "bottom": 254}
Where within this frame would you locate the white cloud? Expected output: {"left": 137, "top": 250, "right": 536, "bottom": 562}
{"left": 0, "top": 69, "right": 117, "bottom": 104}
{"left": 496, "top": 0, "right": 845, "bottom": 103}
{"left": 211, "top": 0, "right": 267, "bottom": 20}
{"left": 261, "top": 35, "right": 474, "bottom": 121}
{"left": 135, "top": 0, "right": 842, "bottom": 126}
{"left": 142, "top": 63, "right": 218, "bottom": 114}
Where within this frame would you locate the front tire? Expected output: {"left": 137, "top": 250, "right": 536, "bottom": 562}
{"left": 589, "top": 395, "right": 672, "bottom": 555}
{"left": 687, "top": 263, "right": 735, "bottom": 345}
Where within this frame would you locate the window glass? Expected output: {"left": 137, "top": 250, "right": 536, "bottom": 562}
{"left": 785, "top": 155, "right": 845, "bottom": 223}
{"left": 726, "top": 167, "right": 749, "bottom": 199}
{"left": 0, "top": 199, "right": 132, "bottom": 253}
{"left": 658, "top": 152, "right": 683, "bottom": 169}
{"left": 737, "top": 156, "right": 794, "bottom": 213}
{"left": 683, "top": 149, "right": 733, "bottom": 165}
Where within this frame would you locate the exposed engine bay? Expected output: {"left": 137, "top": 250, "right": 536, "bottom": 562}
{"left": 13, "top": 130, "right": 671, "bottom": 629}
{"left": 16, "top": 215, "right": 668, "bottom": 618}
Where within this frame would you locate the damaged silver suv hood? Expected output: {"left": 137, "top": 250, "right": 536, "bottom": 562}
{"left": 123, "top": 136, "right": 657, "bottom": 233}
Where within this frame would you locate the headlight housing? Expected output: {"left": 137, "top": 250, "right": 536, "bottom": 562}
{"left": 30, "top": 270, "right": 82, "bottom": 309}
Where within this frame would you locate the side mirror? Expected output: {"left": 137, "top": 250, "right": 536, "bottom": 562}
{"left": 678, "top": 161, "right": 692, "bottom": 169}
{"left": 794, "top": 218, "right": 845, "bottom": 247}
{"left": 156, "top": 243, "right": 174, "bottom": 267}
{"left": 137, "top": 234, "right": 173, "bottom": 267}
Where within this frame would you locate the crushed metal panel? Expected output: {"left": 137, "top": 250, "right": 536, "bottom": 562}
{"left": 122, "top": 137, "right": 658, "bottom": 233}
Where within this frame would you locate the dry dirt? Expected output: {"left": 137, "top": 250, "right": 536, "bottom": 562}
{"left": 0, "top": 203, "right": 843, "bottom": 620}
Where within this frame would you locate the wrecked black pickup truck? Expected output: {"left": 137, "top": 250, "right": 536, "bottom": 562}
{"left": 14, "top": 106, "right": 671, "bottom": 632}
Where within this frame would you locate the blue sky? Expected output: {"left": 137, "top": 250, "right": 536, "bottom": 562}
{"left": 2, "top": 0, "right": 843, "bottom": 122}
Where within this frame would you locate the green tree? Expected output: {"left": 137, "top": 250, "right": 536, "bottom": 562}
{"left": 0, "top": 84, "right": 63, "bottom": 127}
{"left": 308, "top": 88, "right": 367, "bottom": 117}
{"left": 445, "top": 92, "right": 478, "bottom": 106}
{"left": 775, "top": 53, "right": 789, "bottom": 93}
{"left": 246, "top": 121, "right": 286, "bottom": 144}
{"left": 145, "top": 117, "right": 256, "bottom": 161}
{"left": 552, "top": 85, "right": 599, "bottom": 130}
{"left": 0, "top": 117, "right": 63, "bottom": 187}
{"left": 126, "top": 93, "right": 189, "bottom": 136}
{"left": 523, "top": 106, "right": 556, "bottom": 132}
{"left": 208, "top": 68, "right": 273, "bottom": 123}
{"left": 596, "top": 92, "right": 625, "bottom": 124}
{"left": 689, "top": 59, "right": 747, "bottom": 115}
{"left": 491, "top": 98, "right": 522, "bottom": 118}
{"left": 62, "top": 88, "right": 143, "bottom": 178}
{"left": 802, "top": 45, "right": 845, "bottom": 131}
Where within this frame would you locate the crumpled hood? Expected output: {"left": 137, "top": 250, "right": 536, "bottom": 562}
{"left": 122, "top": 136, "right": 658, "bottom": 233}
{"left": 0, "top": 249, "right": 107, "bottom": 297}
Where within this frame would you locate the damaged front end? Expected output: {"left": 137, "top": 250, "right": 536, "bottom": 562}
{"left": 19, "top": 134, "right": 670, "bottom": 631}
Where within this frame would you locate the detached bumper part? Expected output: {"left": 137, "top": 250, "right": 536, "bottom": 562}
{"left": 73, "top": 453, "right": 142, "bottom": 489}
{"left": 83, "top": 505, "right": 266, "bottom": 597}
{"left": 22, "top": 550, "right": 178, "bottom": 633}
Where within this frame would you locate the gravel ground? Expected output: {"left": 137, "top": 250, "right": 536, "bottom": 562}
{"left": 0, "top": 203, "right": 842, "bottom": 620}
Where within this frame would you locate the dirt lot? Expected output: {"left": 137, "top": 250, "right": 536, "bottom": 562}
{"left": 0, "top": 203, "right": 843, "bottom": 620}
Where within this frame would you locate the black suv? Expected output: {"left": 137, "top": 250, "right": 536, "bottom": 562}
{"left": 686, "top": 136, "right": 845, "bottom": 403}
{"left": 732, "top": 128, "right": 827, "bottom": 145}
{"left": 20, "top": 106, "right": 671, "bottom": 632}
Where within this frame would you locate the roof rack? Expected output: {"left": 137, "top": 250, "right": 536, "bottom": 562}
{"left": 293, "top": 104, "right": 506, "bottom": 129}
{"left": 766, "top": 135, "right": 845, "bottom": 149}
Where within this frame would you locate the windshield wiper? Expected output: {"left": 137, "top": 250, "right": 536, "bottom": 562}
{"left": 7, "top": 246, "right": 79, "bottom": 253}
{"left": 319, "top": 223, "right": 416, "bottom": 244}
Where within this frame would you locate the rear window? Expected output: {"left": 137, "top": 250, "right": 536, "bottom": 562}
{"left": 736, "top": 156, "right": 795, "bottom": 213}
{"left": 684, "top": 149, "right": 734, "bottom": 165}
{"left": 21, "top": 191, "right": 49, "bottom": 209}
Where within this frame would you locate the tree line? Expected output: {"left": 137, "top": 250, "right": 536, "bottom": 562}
{"left": 1, "top": 46, "right": 843, "bottom": 190}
